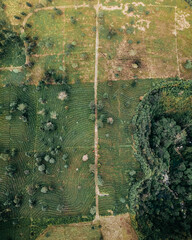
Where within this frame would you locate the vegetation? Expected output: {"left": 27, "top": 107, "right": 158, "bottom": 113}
{"left": 185, "top": 0, "right": 192, "bottom": 6}
{"left": 0, "top": 24, "right": 21, "bottom": 58}
{"left": 0, "top": 0, "right": 192, "bottom": 239}
{"left": 184, "top": 60, "right": 192, "bottom": 69}
{"left": 130, "top": 81, "right": 192, "bottom": 240}
{"left": 0, "top": 79, "right": 95, "bottom": 239}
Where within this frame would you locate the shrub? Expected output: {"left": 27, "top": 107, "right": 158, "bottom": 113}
{"left": 97, "top": 100, "right": 104, "bottom": 111}
{"left": 89, "top": 114, "right": 95, "bottom": 121}
{"left": 128, "top": 5, "right": 134, "bottom": 12}
{"left": 41, "top": 186, "right": 48, "bottom": 193}
{"left": 70, "top": 16, "right": 77, "bottom": 24}
{"left": 26, "top": 2, "right": 32, "bottom": 7}
{"left": 126, "top": 26, "right": 134, "bottom": 34}
{"left": 103, "top": 93, "right": 108, "bottom": 99}
{"left": 184, "top": 60, "right": 192, "bottom": 69}
{"left": 38, "top": 164, "right": 45, "bottom": 172}
{"left": 54, "top": 7, "right": 63, "bottom": 15}
{"left": 14, "top": 16, "right": 21, "bottom": 20}
{"left": 89, "top": 100, "right": 95, "bottom": 111}
{"left": 107, "top": 28, "right": 116, "bottom": 39}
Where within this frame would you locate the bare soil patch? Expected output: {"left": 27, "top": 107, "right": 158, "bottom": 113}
{"left": 100, "top": 213, "right": 138, "bottom": 240}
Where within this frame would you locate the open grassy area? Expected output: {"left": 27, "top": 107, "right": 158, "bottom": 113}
{"left": 3, "top": 0, "right": 97, "bottom": 25}
{"left": 100, "top": 0, "right": 185, "bottom": 7}
{"left": 25, "top": 10, "right": 64, "bottom": 55}
{"left": 36, "top": 213, "right": 137, "bottom": 240}
{"left": 63, "top": 7, "right": 96, "bottom": 83}
{"left": 36, "top": 223, "right": 101, "bottom": 240}
{"left": 24, "top": 6, "right": 96, "bottom": 84}
{"left": 98, "top": 4, "right": 178, "bottom": 82}
{"left": 177, "top": 6, "right": 192, "bottom": 79}
{"left": 0, "top": 70, "right": 27, "bottom": 86}
{"left": 97, "top": 78, "right": 164, "bottom": 215}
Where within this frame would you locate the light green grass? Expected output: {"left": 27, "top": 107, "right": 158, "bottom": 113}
{"left": 26, "top": 10, "right": 64, "bottom": 55}
{"left": 100, "top": 0, "right": 186, "bottom": 7}
{"left": 98, "top": 5, "right": 178, "bottom": 81}
{"left": 0, "top": 70, "right": 27, "bottom": 86}
{"left": 36, "top": 223, "right": 101, "bottom": 240}
{"left": 63, "top": 7, "right": 96, "bottom": 83}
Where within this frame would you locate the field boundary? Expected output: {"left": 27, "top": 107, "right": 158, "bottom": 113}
{"left": 94, "top": 0, "right": 100, "bottom": 221}
{"left": 174, "top": 6, "right": 181, "bottom": 78}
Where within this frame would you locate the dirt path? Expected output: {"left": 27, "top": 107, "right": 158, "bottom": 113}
{"left": 94, "top": 0, "right": 100, "bottom": 221}
{"left": 0, "top": 66, "right": 23, "bottom": 71}
{"left": 22, "top": 3, "right": 89, "bottom": 29}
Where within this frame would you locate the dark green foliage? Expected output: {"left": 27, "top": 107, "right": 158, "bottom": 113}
{"left": 53, "top": 7, "right": 63, "bottom": 15}
{"left": 70, "top": 16, "right": 77, "bottom": 24}
{"left": 25, "top": 37, "right": 37, "bottom": 56}
{"left": 128, "top": 5, "right": 134, "bottom": 12}
{"left": 65, "top": 42, "right": 76, "bottom": 56}
{"left": 89, "top": 100, "right": 96, "bottom": 112}
{"left": 14, "top": 16, "right": 21, "bottom": 20}
{"left": 107, "top": 28, "right": 116, "bottom": 39}
{"left": 97, "top": 100, "right": 104, "bottom": 111}
{"left": 26, "top": 2, "right": 32, "bottom": 7}
{"left": 5, "top": 164, "right": 17, "bottom": 177}
{"left": 128, "top": 40, "right": 133, "bottom": 44}
{"left": 185, "top": 0, "right": 192, "bottom": 6}
{"left": 0, "top": 27, "right": 19, "bottom": 57}
{"left": 26, "top": 23, "right": 32, "bottom": 28}
{"left": 0, "top": 2, "right": 5, "bottom": 9}
{"left": 131, "top": 79, "right": 137, "bottom": 87}
{"left": 21, "top": 12, "right": 27, "bottom": 16}
{"left": 126, "top": 26, "right": 134, "bottom": 34}
{"left": 184, "top": 60, "right": 192, "bottom": 69}
{"left": 130, "top": 81, "right": 192, "bottom": 240}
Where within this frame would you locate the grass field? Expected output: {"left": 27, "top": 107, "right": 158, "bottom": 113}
{"left": 36, "top": 213, "right": 137, "bottom": 240}
{"left": 0, "top": 82, "right": 95, "bottom": 239}
{"left": 98, "top": 4, "right": 179, "bottom": 81}
{"left": 24, "top": 6, "right": 96, "bottom": 84}
{"left": 36, "top": 223, "right": 101, "bottom": 240}
{"left": 97, "top": 78, "right": 163, "bottom": 215}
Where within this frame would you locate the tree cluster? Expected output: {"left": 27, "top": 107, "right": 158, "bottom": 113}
{"left": 130, "top": 81, "right": 192, "bottom": 240}
{"left": 185, "top": 0, "right": 192, "bottom": 6}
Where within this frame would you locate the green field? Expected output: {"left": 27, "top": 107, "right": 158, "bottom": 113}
{"left": 97, "top": 78, "right": 163, "bottom": 215}
{"left": 0, "top": 82, "right": 95, "bottom": 239}
{"left": 36, "top": 223, "right": 101, "bottom": 240}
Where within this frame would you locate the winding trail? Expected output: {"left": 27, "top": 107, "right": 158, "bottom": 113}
{"left": 94, "top": 0, "right": 100, "bottom": 221}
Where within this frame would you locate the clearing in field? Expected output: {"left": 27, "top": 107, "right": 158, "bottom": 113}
{"left": 36, "top": 213, "right": 137, "bottom": 240}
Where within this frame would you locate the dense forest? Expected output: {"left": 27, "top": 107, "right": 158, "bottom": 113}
{"left": 130, "top": 81, "right": 192, "bottom": 240}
